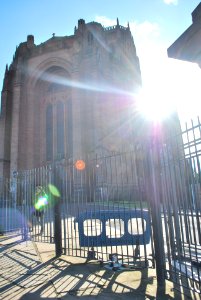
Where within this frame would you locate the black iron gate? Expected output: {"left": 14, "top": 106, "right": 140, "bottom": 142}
{"left": 1, "top": 117, "right": 201, "bottom": 295}
{"left": 57, "top": 149, "right": 154, "bottom": 268}
{"left": 0, "top": 146, "right": 155, "bottom": 269}
{"left": 153, "top": 118, "right": 201, "bottom": 295}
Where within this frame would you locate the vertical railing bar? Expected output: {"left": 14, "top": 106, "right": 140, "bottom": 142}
{"left": 67, "top": 162, "right": 72, "bottom": 256}
{"left": 96, "top": 154, "right": 104, "bottom": 261}
{"left": 191, "top": 120, "right": 201, "bottom": 246}
{"left": 70, "top": 164, "right": 76, "bottom": 256}
{"left": 114, "top": 154, "right": 121, "bottom": 258}
{"left": 63, "top": 161, "right": 68, "bottom": 255}
{"left": 128, "top": 150, "right": 137, "bottom": 261}
{"left": 63, "top": 160, "right": 68, "bottom": 255}
{"left": 60, "top": 162, "right": 65, "bottom": 252}
{"left": 108, "top": 155, "right": 114, "bottom": 258}
{"left": 119, "top": 152, "right": 128, "bottom": 262}
{"left": 119, "top": 152, "right": 129, "bottom": 263}
{"left": 174, "top": 130, "right": 191, "bottom": 285}
{"left": 140, "top": 144, "right": 149, "bottom": 264}
{"left": 93, "top": 157, "right": 100, "bottom": 260}
{"left": 137, "top": 144, "right": 148, "bottom": 264}
{"left": 47, "top": 165, "right": 50, "bottom": 242}
{"left": 168, "top": 132, "right": 185, "bottom": 279}
{"left": 164, "top": 143, "right": 180, "bottom": 279}
{"left": 149, "top": 138, "right": 166, "bottom": 286}
{"left": 128, "top": 148, "right": 137, "bottom": 261}
{"left": 190, "top": 120, "right": 201, "bottom": 286}
{"left": 185, "top": 121, "right": 200, "bottom": 283}
{"left": 33, "top": 168, "right": 36, "bottom": 238}
{"left": 161, "top": 165, "right": 172, "bottom": 275}
{"left": 105, "top": 155, "right": 110, "bottom": 261}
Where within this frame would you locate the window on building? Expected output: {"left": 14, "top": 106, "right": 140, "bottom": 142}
{"left": 46, "top": 104, "right": 53, "bottom": 161}
{"left": 56, "top": 102, "right": 64, "bottom": 159}
{"left": 88, "top": 32, "right": 94, "bottom": 45}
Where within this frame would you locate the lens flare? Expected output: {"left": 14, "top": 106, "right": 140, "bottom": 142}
{"left": 75, "top": 160, "right": 86, "bottom": 171}
{"left": 48, "top": 184, "right": 61, "bottom": 197}
{"left": 35, "top": 196, "right": 48, "bottom": 210}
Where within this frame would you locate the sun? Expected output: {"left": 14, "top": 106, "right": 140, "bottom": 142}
{"left": 135, "top": 86, "right": 175, "bottom": 122}
{"left": 136, "top": 57, "right": 201, "bottom": 124}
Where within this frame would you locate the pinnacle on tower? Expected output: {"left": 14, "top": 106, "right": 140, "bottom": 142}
{"left": 117, "top": 18, "right": 119, "bottom": 27}
{"left": 27, "top": 35, "right": 35, "bottom": 48}
{"left": 3, "top": 64, "right": 9, "bottom": 91}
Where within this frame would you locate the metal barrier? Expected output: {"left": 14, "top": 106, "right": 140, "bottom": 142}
{"left": 75, "top": 209, "right": 151, "bottom": 247}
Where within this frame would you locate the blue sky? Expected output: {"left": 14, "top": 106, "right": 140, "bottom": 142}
{"left": 1, "top": 0, "right": 201, "bottom": 122}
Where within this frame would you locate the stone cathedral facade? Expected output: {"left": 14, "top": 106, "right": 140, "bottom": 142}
{"left": 0, "top": 19, "right": 141, "bottom": 178}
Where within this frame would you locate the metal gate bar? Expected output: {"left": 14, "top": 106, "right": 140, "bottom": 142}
{"left": 159, "top": 118, "right": 201, "bottom": 294}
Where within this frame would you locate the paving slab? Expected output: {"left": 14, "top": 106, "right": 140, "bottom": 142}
{"left": 0, "top": 234, "right": 199, "bottom": 299}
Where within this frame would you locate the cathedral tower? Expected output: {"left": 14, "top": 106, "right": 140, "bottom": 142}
{"left": 0, "top": 19, "right": 141, "bottom": 178}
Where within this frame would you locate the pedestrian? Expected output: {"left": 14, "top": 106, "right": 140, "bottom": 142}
{"left": 32, "top": 186, "right": 47, "bottom": 235}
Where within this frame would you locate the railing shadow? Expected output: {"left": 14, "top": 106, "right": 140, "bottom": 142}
{"left": 0, "top": 236, "right": 193, "bottom": 300}
{"left": 2, "top": 256, "right": 176, "bottom": 299}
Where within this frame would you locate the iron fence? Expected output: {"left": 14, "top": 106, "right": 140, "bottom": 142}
{"left": 0, "top": 146, "right": 154, "bottom": 269}
{"left": 158, "top": 117, "right": 201, "bottom": 295}
{"left": 0, "top": 117, "right": 201, "bottom": 295}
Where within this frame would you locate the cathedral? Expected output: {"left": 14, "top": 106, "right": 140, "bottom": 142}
{"left": 0, "top": 18, "right": 142, "bottom": 179}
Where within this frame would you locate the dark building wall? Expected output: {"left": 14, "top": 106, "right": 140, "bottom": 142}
{"left": 168, "top": 3, "right": 201, "bottom": 65}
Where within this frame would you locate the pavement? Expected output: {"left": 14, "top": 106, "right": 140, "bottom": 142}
{"left": 0, "top": 234, "right": 199, "bottom": 300}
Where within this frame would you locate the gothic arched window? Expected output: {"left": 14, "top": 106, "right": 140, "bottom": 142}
{"left": 46, "top": 104, "right": 53, "bottom": 161}
{"left": 88, "top": 32, "right": 93, "bottom": 45}
{"left": 56, "top": 102, "right": 65, "bottom": 159}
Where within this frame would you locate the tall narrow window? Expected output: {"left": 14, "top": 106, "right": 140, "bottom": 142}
{"left": 46, "top": 104, "right": 53, "bottom": 161}
{"left": 57, "top": 102, "right": 64, "bottom": 159}
{"left": 88, "top": 32, "right": 93, "bottom": 45}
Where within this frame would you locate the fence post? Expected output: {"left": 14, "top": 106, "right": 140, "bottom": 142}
{"left": 53, "top": 162, "right": 62, "bottom": 257}
{"left": 148, "top": 140, "right": 166, "bottom": 286}
{"left": 11, "top": 171, "right": 17, "bottom": 209}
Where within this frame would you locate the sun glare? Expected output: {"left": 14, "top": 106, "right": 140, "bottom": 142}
{"left": 169, "top": 60, "right": 201, "bottom": 122}
{"left": 136, "top": 86, "right": 175, "bottom": 122}
{"left": 135, "top": 56, "right": 201, "bottom": 123}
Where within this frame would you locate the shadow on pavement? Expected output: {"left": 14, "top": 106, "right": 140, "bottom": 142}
{"left": 17, "top": 258, "right": 175, "bottom": 299}
{"left": 0, "top": 237, "right": 194, "bottom": 299}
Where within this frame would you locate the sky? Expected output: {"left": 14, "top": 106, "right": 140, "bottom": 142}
{"left": 1, "top": 0, "right": 201, "bottom": 124}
